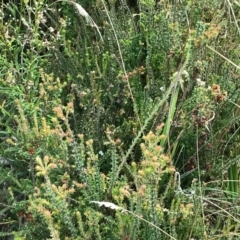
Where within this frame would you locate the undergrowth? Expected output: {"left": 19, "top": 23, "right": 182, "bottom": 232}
{"left": 1, "top": 0, "right": 240, "bottom": 239}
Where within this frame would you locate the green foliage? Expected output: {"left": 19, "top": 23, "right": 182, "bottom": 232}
{"left": 1, "top": 0, "right": 240, "bottom": 239}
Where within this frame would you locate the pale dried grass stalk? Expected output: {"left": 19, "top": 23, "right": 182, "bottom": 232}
{"left": 56, "top": 1, "right": 103, "bottom": 41}
{"left": 90, "top": 201, "right": 177, "bottom": 240}
{"left": 69, "top": 1, "right": 103, "bottom": 41}
{"left": 90, "top": 201, "right": 123, "bottom": 210}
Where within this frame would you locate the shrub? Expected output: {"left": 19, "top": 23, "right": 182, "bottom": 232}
{"left": 1, "top": 0, "right": 240, "bottom": 239}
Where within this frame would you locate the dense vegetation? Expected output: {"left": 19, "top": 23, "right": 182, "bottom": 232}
{"left": 1, "top": 0, "right": 240, "bottom": 239}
